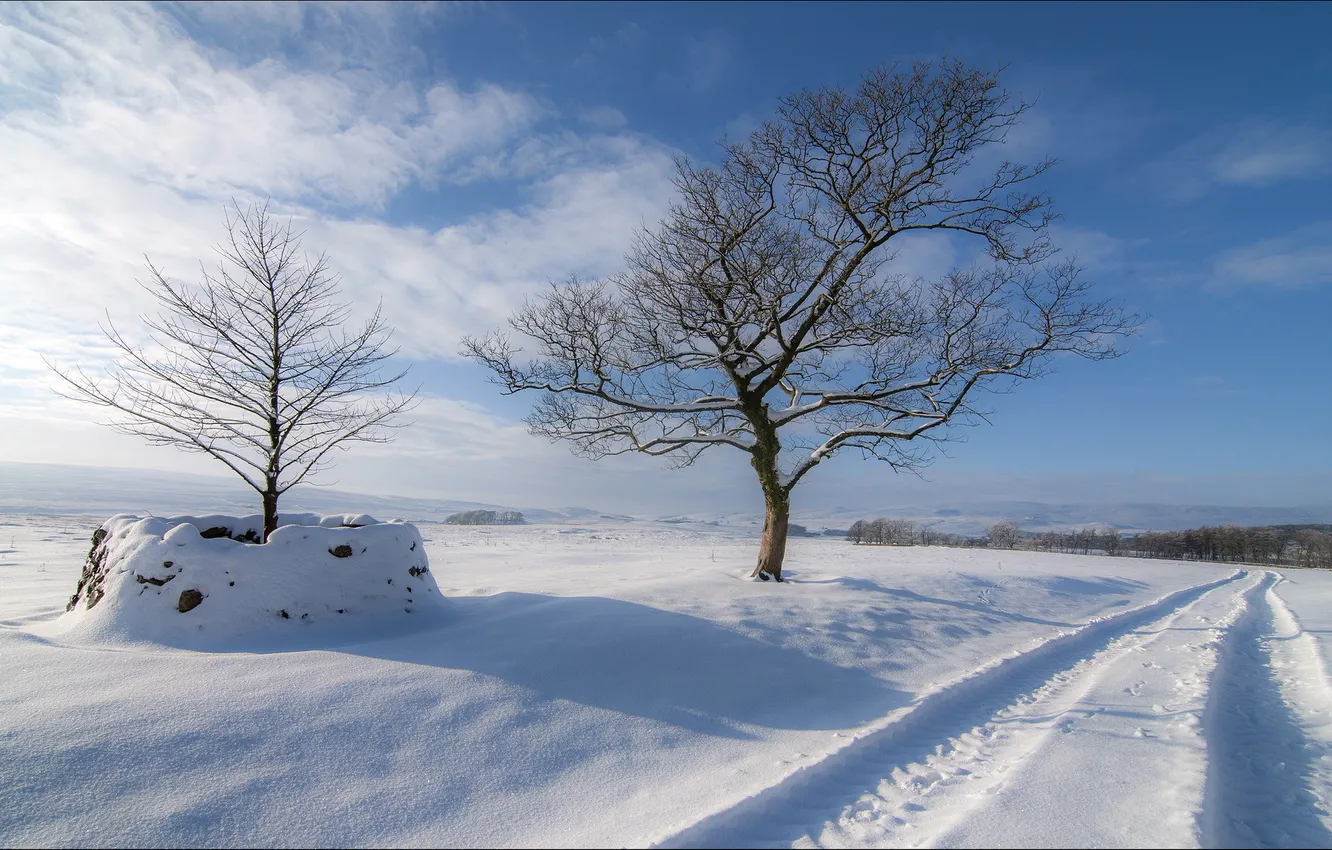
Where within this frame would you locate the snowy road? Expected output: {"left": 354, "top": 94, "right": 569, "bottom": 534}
{"left": 659, "top": 571, "right": 1332, "bottom": 849}
{"left": 4, "top": 517, "right": 1332, "bottom": 848}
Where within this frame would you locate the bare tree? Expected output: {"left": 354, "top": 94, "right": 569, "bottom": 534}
{"left": 465, "top": 60, "right": 1141, "bottom": 581}
{"left": 847, "top": 520, "right": 868, "bottom": 544}
{"left": 50, "top": 202, "right": 418, "bottom": 541}
{"left": 1100, "top": 529, "right": 1123, "bottom": 557}
{"left": 987, "top": 521, "right": 1021, "bottom": 550}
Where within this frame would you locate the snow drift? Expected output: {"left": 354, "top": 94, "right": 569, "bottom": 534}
{"left": 58, "top": 512, "right": 440, "bottom": 647}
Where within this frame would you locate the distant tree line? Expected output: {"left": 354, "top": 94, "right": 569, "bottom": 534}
{"left": 1027, "top": 526, "right": 1124, "bottom": 556}
{"left": 1025, "top": 523, "right": 1332, "bottom": 568}
{"left": 846, "top": 518, "right": 986, "bottom": 548}
{"left": 1126, "top": 525, "right": 1331, "bottom": 569}
{"left": 843, "top": 517, "right": 1332, "bottom": 569}
{"left": 444, "top": 510, "right": 525, "bottom": 526}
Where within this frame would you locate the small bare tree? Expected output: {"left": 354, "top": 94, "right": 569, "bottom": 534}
{"left": 465, "top": 60, "right": 1141, "bottom": 581}
{"left": 50, "top": 202, "right": 417, "bottom": 541}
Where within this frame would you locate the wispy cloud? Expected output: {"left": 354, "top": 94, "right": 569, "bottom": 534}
{"left": 163, "top": 0, "right": 455, "bottom": 75}
{"left": 679, "top": 32, "right": 731, "bottom": 92}
{"left": 578, "top": 105, "right": 628, "bottom": 130}
{"left": 1146, "top": 119, "right": 1332, "bottom": 202}
{"left": 573, "top": 21, "right": 645, "bottom": 70}
{"left": 3, "top": 3, "right": 542, "bottom": 211}
{"left": 588, "top": 21, "right": 645, "bottom": 54}
{"left": 0, "top": 2, "right": 678, "bottom": 381}
{"left": 1048, "top": 226, "right": 1131, "bottom": 271}
{"left": 1210, "top": 222, "right": 1332, "bottom": 289}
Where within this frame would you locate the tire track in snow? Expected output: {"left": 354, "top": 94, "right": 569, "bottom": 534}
{"left": 654, "top": 572, "right": 1246, "bottom": 850}
{"left": 913, "top": 565, "right": 1259, "bottom": 849}
{"left": 1201, "top": 572, "right": 1332, "bottom": 849}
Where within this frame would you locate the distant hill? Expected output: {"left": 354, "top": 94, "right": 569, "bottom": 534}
{"left": 2, "top": 460, "right": 1327, "bottom": 536}
{"left": 651, "top": 501, "right": 1332, "bottom": 537}
{"left": 0, "top": 461, "right": 576, "bottom": 523}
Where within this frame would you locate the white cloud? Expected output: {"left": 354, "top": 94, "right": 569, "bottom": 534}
{"left": 1210, "top": 222, "right": 1332, "bottom": 290}
{"left": 164, "top": 1, "right": 453, "bottom": 75}
{"left": 578, "top": 105, "right": 628, "bottom": 130}
{"left": 0, "top": 1, "right": 690, "bottom": 508}
{"left": 4, "top": 4, "right": 542, "bottom": 210}
{"left": 0, "top": 1, "right": 678, "bottom": 397}
{"left": 1210, "top": 127, "right": 1330, "bottom": 185}
{"left": 1148, "top": 119, "right": 1332, "bottom": 201}
{"left": 1048, "top": 226, "right": 1130, "bottom": 271}
{"left": 353, "top": 396, "right": 541, "bottom": 463}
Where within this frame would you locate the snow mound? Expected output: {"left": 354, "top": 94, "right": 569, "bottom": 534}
{"left": 57, "top": 513, "right": 440, "bottom": 648}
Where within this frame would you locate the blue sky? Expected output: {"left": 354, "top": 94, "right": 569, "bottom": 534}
{"left": 1, "top": 1, "right": 1329, "bottom": 514}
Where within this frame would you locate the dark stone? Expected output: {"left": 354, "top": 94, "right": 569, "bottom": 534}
{"left": 228, "top": 581, "right": 234, "bottom": 587}
{"left": 163, "top": 561, "right": 174, "bottom": 568}
{"left": 408, "top": 565, "right": 428, "bottom": 577}
{"left": 69, "top": 524, "right": 112, "bottom": 611}
{"left": 336, "top": 609, "right": 345, "bottom": 614}
{"left": 135, "top": 573, "right": 176, "bottom": 586}
{"left": 198, "top": 526, "right": 263, "bottom": 543}
{"left": 177, "top": 589, "right": 203, "bottom": 613}
{"left": 329, "top": 544, "right": 354, "bottom": 558}
{"left": 280, "top": 609, "right": 290, "bottom": 619}
{"left": 410, "top": 542, "right": 416, "bottom": 551}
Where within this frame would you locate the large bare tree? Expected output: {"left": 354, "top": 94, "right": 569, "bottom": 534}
{"left": 50, "top": 202, "right": 417, "bottom": 541}
{"left": 464, "top": 60, "right": 1141, "bottom": 581}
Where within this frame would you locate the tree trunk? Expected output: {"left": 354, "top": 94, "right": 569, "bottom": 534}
{"left": 261, "top": 487, "right": 278, "bottom": 543}
{"left": 746, "top": 413, "right": 790, "bottom": 582}
{"left": 751, "top": 491, "right": 790, "bottom": 582}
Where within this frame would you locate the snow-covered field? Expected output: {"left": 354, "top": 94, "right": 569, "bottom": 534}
{"left": 3, "top": 514, "right": 1332, "bottom": 848}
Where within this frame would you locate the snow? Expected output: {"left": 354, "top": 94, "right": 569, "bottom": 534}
{"left": 52, "top": 513, "right": 438, "bottom": 648}
{"left": 2, "top": 513, "right": 1332, "bottom": 847}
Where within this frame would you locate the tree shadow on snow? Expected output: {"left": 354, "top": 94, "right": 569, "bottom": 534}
{"left": 340, "top": 592, "right": 908, "bottom": 739}
{"left": 786, "top": 576, "right": 1079, "bottom": 627}
{"left": 1030, "top": 575, "right": 1150, "bottom": 597}
{"left": 789, "top": 574, "right": 1150, "bottom": 629}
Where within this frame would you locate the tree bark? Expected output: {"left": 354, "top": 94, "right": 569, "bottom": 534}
{"left": 751, "top": 491, "right": 790, "bottom": 581}
{"left": 746, "top": 411, "right": 791, "bottom": 582}
{"left": 261, "top": 487, "right": 278, "bottom": 543}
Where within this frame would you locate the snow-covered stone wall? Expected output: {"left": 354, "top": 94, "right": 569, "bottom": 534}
{"left": 61, "top": 513, "right": 440, "bottom": 646}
